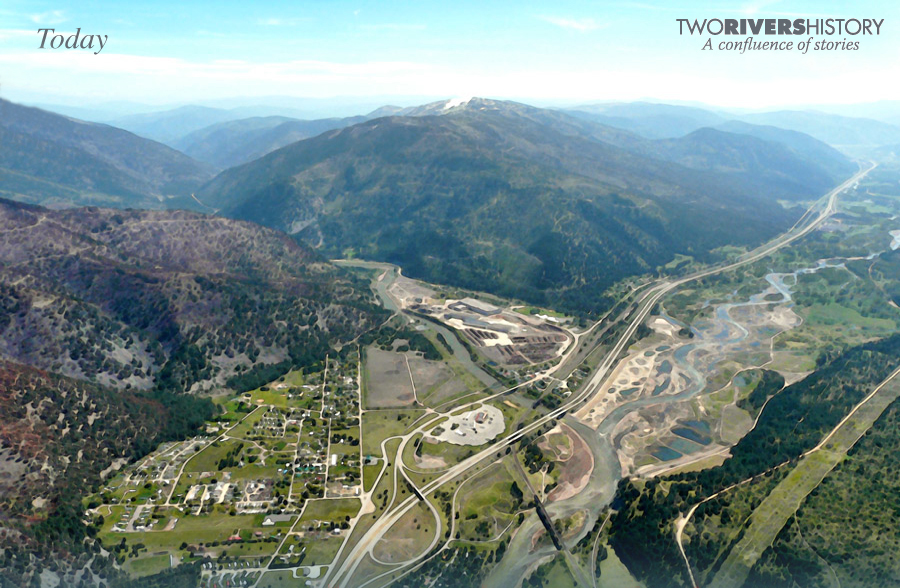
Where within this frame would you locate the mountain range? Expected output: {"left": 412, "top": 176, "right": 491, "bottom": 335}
{"left": 0, "top": 99, "right": 213, "bottom": 209}
{"left": 196, "top": 97, "right": 853, "bottom": 312}
{"left": 569, "top": 101, "right": 900, "bottom": 155}
{"left": 0, "top": 95, "right": 870, "bottom": 313}
{"left": 0, "top": 92, "right": 893, "bottom": 588}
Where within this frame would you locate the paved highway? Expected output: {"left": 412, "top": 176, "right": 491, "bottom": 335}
{"left": 325, "top": 162, "right": 875, "bottom": 588}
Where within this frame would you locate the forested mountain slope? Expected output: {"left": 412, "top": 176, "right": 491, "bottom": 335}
{"left": 198, "top": 98, "right": 849, "bottom": 314}
{"left": 0, "top": 198, "right": 386, "bottom": 394}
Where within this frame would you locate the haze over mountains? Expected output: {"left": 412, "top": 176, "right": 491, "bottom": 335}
{"left": 0, "top": 99, "right": 213, "bottom": 209}
{"left": 569, "top": 101, "right": 900, "bottom": 155}
{"left": 174, "top": 114, "right": 369, "bottom": 169}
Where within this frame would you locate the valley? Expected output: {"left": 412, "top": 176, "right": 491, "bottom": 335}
{"left": 3, "top": 91, "right": 900, "bottom": 588}
{"left": 57, "top": 158, "right": 900, "bottom": 588}
{"left": 5, "top": 0, "right": 900, "bottom": 583}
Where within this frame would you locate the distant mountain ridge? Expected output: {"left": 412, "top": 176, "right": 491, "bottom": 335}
{"left": 567, "top": 101, "right": 729, "bottom": 139}
{"left": 0, "top": 98, "right": 213, "bottom": 209}
{"left": 740, "top": 109, "right": 900, "bottom": 152}
{"left": 109, "top": 104, "right": 238, "bottom": 144}
{"left": 175, "top": 114, "right": 368, "bottom": 169}
{"left": 568, "top": 101, "right": 900, "bottom": 154}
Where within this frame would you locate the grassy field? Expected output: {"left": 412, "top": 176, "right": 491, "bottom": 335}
{"left": 228, "top": 408, "right": 266, "bottom": 439}
{"left": 598, "top": 545, "right": 645, "bottom": 588}
{"left": 279, "top": 532, "right": 345, "bottom": 566}
{"left": 361, "top": 409, "right": 426, "bottom": 456}
{"left": 456, "top": 461, "right": 519, "bottom": 541}
{"left": 371, "top": 499, "right": 436, "bottom": 563}
{"left": 257, "top": 570, "right": 299, "bottom": 588}
{"left": 226, "top": 463, "right": 280, "bottom": 482}
{"left": 184, "top": 439, "right": 243, "bottom": 473}
{"left": 419, "top": 438, "right": 477, "bottom": 465}
{"left": 803, "top": 302, "right": 895, "bottom": 333}
{"left": 99, "top": 511, "right": 280, "bottom": 558}
{"left": 362, "top": 464, "right": 381, "bottom": 492}
{"left": 216, "top": 399, "right": 253, "bottom": 423}
{"left": 122, "top": 553, "right": 171, "bottom": 577}
{"left": 242, "top": 369, "right": 316, "bottom": 409}
{"left": 298, "top": 498, "right": 361, "bottom": 525}
{"left": 494, "top": 399, "right": 531, "bottom": 437}
{"left": 707, "top": 374, "right": 900, "bottom": 588}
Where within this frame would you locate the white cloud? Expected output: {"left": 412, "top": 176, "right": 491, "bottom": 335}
{"left": 0, "top": 28, "right": 36, "bottom": 40}
{"left": 359, "top": 23, "right": 427, "bottom": 32}
{"left": 1, "top": 46, "right": 898, "bottom": 110}
{"left": 30, "top": 10, "right": 67, "bottom": 25}
{"left": 739, "top": 0, "right": 781, "bottom": 16}
{"left": 256, "top": 17, "right": 307, "bottom": 26}
{"left": 0, "top": 52, "right": 429, "bottom": 81}
{"left": 539, "top": 16, "right": 605, "bottom": 32}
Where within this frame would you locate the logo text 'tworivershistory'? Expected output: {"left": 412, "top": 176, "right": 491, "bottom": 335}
{"left": 677, "top": 18, "right": 884, "bottom": 53}
{"left": 677, "top": 18, "right": 883, "bottom": 36}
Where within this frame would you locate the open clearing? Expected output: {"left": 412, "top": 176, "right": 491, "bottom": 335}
{"left": 371, "top": 499, "right": 435, "bottom": 563}
{"left": 361, "top": 409, "right": 425, "bottom": 456}
{"left": 363, "top": 348, "right": 417, "bottom": 408}
{"left": 407, "top": 355, "right": 465, "bottom": 407}
{"left": 598, "top": 545, "right": 646, "bottom": 588}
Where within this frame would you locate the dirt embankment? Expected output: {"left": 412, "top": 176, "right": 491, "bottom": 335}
{"left": 543, "top": 424, "right": 594, "bottom": 502}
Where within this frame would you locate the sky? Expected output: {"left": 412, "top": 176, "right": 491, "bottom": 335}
{"left": 1, "top": 0, "right": 899, "bottom": 111}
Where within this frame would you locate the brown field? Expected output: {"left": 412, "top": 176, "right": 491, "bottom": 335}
{"left": 371, "top": 500, "right": 435, "bottom": 563}
{"left": 363, "top": 348, "right": 416, "bottom": 409}
{"left": 545, "top": 425, "right": 594, "bottom": 503}
{"left": 407, "top": 356, "right": 464, "bottom": 407}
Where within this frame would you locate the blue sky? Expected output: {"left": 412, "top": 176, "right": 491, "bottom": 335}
{"left": 1, "top": 0, "right": 898, "bottom": 108}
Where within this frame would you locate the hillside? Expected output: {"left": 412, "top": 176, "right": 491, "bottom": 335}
{"left": 175, "top": 114, "right": 366, "bottom": 169}
{"left": 0, "top": 361, "right": 215, "bottom": 585}
{"left": 649, "top": 127, "right": 854, "bottom": 199}
{"left": 0, "top": 198, "right": 386, "bottom": 394}
{"left": 198, "top": 98, "right": 847, "bottom": 314}
{"left": 750, "top": 393, "right": 900, "bottom": 587}
{"left": 712, "top": 120, "right": 855, "bottom": 173}
{"left": 739, "top": 110, "right": 900, "bottom": 153}
{"left": 0, "top": 99, "right": 213, "bottom": 209}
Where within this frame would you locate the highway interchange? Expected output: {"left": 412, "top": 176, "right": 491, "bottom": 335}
{"left": 305, "top": 162, "right": 877, "bottom": 588}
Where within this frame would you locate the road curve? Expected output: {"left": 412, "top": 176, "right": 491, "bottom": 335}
{"left": 327, "top": 162, "right": 875, "bottom": 588}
